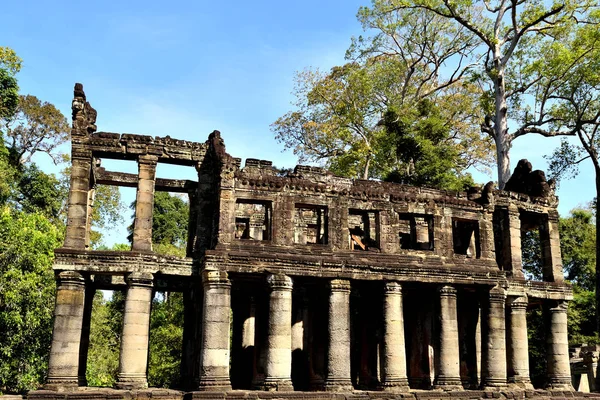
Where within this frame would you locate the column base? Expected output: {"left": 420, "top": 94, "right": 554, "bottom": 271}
{"left": 380, "top": 378, "right": 410, "bottom": 392}
{"left": 262, "top": 378, "right": 293, "bottom": 391}
{"left": 324, "top": 378, "right": 353, "bottom": 392}
{"left": 43, "top": 378, "right": 79, "bottom": 392}
{"left": 508, "top": 378, "right": 534, "bottom": 390}
{"left": 433, "top": 377, "right": 463, "bottom": 391}
{"left": 546, "top": 379, "right": 574, "bottom": 391}
{"left": 116, "top": 373, "right": 149, "bottom": 390}
{"left": 482, "top": 381, "right": 508, "bottom": 390}
{"left": 197, "top": 376, "right": 232, "bottom": 391}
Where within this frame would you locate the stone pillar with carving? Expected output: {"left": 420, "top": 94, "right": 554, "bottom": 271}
{"left": 263, "top": 274, "right": 293, "bottom": 391}
{"left": 46, "top": 271, "right": 86, "bottom": 390}
{"left": 434, "top": 285, "right": 462, "bottom": 389}
{"left": 506, "top": 205, "right": 524, "bottom": 277}
{"left": 546, "top": 301, "right": 573, "bottom": 390}
{"left": 381, "top": 281, "right": 409, "bottom": 391}
{"left": 482, "top": 287, "right": 507, "bottom": 389}
{"left": 116, "top": 272, "right": 154, "bottom": 389}
{"left": 64, "top": 152, "right": 92, "bottom": 249}
{"left": 507, "top": 296, "right": 532, "bottom": 388}
{"left": 132, "top": 155, "right": 157, "bottom": 251}
{"left": 198, "top": 270, "right": 232, "bottom": 391}
{"left": 325, "top": 279, "right": 353, "bottom": 391}
{"left": 540, "top": 210, "right": 564, "bottom": 283}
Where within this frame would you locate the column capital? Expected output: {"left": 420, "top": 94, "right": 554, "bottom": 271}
{"left": 489, "top": 287, "right": 507, "bottom": 304}
{"left": 267, "top": 273, "right": 293, "bottom": 291}
{"left": 439, "top": 285, "right": 457, "bottom": 297}
{"left": 508, "top": 295, "right": 528, "bottom": 311}
{"left": 57, "top": 271, "right": 85, "bottom": 289}
{"left": 71, "top": 147, "right": 92, "bottom": 161}
{"left": 330, "top": 278, "right": 350, "bottom": 293}
{"left": 384, "top": 281, "right": 402, "bottom": 294}
{"left": 548, "top": 300, "right": 568, "bottom": 314}
{"left": 202, "top": 269, "right": 230, "bottom": 287}
{"left": 126, "top": 272, "right": 153, "bottom": 288}
{"left": 138, "top": 154, "right": 158, "bottom": 166}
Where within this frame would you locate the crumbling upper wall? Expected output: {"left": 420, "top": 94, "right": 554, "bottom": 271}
{"left": 58, "top": 83, "right": 568, "bottom": 298}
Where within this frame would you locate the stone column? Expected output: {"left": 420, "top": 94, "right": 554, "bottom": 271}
{"left": 507, "top": 296, "right": 532, "bottom": 388}
{"left": 116, "top": 272, "right": 154, "bottom": 389}
{"left": 540, "top": 211, "right": 564, "bottom": 283}
{"left": 198, "top": 270, "right": 232, "bottom": 391}
{"left": 324, "top": 279, "right": 353, "bottom": 391}
{"left": 64, "top": 155, "right": 92, "bottom": 249}
{"left": 46, "top": 271, "right": 86, "bottom": 390}
{"left": 546, "top": 301, "right": 573, "bottom": 390}
{"left": 132, "top": 155, "right": 157, "bottom": 251}
{"left": 381, "top": 281, "right": 409, "bottom": 391}
{"left": 482, "top": 288, "right": 507, "bottom": 389}
{"left": 434, "top": 285, "right": 462, "bottom": 389}
{"left": 263, "top": 274, "right": 293, "bottom": 391}
{"left": 504, "top": 205, "right": 524, "bottom": 278}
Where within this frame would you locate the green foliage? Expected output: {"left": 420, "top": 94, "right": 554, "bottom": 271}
{"left": 85, "top": 291, "right": 123, "bottom": 387}
{"left": 17, "top": 164, "right": 64, "bottom": 219}
{"left": 0, "top": 47, "right": 22, "bottom": 75}
{"left": 0, "top": 47, "right": 21, "bottom": 122}
{"left": 0, "top": 69, "right": 19, "bottom": 121}
{"left": 0, "top": 207, "right": 62, "bottom": 393}
{"left": 127, "top": 192, "right": 189, "bottom": 256}
{"left": 152, "top": 192, "right": 189, "bottom": 250}
{"left": 148, "top": 292, "right": 184, "bottom": 388}
{"left": 272, "top": 57, "right": 491, "bottom": 185}
{"left": 380, "top": 101, "right": 475, "bottom": 191}
{"left": 560, "top": 209, "right": 596, "bottom": 290}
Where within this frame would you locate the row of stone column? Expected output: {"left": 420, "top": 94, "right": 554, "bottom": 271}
{"left": 46, "top": 270, "right": 572, "bottom": 391}
{"left": 46, "top": 271, "right": 154, "bottom": 390}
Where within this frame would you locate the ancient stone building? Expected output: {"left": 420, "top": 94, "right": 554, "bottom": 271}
{"left": 34, "top": 84, "right": 576, "bottom": 399}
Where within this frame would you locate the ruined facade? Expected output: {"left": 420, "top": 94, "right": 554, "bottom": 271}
{"left": 37, "top": 84, "right": 575, "bottom": 398}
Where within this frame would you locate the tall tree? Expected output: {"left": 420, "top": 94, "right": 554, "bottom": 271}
{"left": 2, "top": 94, "right": 69, "bottom": 165}
{"left": 272, "top": 57, "right": 492, "bottom": 183}
{"left": 353, "top": 0, "right": 597, "bottom": 188}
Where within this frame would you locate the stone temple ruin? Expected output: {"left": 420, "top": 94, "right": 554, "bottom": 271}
{"left": 30, "top": 84, "right": 581, "bottom": 400}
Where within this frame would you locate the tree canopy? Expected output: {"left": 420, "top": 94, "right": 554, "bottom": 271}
{"left": 272, "top": 56, "right": 491, "bottom": 187}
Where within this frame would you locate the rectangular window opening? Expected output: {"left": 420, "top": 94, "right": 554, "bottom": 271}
{"left": 348, "top": 209, "right": 380, "bottom": 251}
{"left": 90, "top": 185, "right": 136, "bottom": 250}
{"left": 235, "top": 200, "right": 272, "bottom": 241}
{"left": 398, "top": 213, "right": 434, "bottom": 251}
{"left": 452, "top": 219, "right": 480, "bottom": 258}
{"left": 294, "top": 204, "right": 328, "bottom": 244}
{"left": 520, "top": 211, "right": 546, "bottom": 281}
{"left": 86, "top": 289, "right": 125, "bottom": 387}
{"left": 151, "top": 191, "right": 191, "bottom": 257}
{"left": 148, "top": 291, "right": 184, "bottom": 388}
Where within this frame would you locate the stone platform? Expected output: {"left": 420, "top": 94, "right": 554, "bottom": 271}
{"left": 25, "top": 390, "right": 600, "bottom": 400}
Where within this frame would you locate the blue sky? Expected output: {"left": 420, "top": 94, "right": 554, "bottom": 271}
{"left": 2, "top": 0, "right": 596, "bottom": 246}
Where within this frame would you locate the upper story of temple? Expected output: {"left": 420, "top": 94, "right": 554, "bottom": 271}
{"left": 56, "top": 84, "right": 570, "bottom": 300}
